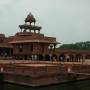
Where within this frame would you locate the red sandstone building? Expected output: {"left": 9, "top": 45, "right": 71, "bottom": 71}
{"left": 0, "top": 13, "right": 58, "bottom": 60}
{"left": 0, "top": 13, "right": 90, "bottom": 61}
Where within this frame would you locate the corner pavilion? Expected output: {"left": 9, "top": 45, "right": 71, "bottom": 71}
{"left": 9, "top": 13, "right": 58, "bottom": 60}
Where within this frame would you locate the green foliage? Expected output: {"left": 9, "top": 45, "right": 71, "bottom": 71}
{"left": 59, "top": 41, "right": 90, "bottom": 50}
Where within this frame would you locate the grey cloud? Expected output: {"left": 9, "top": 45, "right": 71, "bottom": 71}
{"left": 0, "top": 0, "right": 90, "bottom": 44}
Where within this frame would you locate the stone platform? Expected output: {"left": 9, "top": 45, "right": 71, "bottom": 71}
{"left": 0, "top": 60, "right": 90, "bottom": 87}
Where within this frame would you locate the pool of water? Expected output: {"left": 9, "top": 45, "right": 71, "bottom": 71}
{"left": 1, "top": 79, "right": 90, "bottom": 90}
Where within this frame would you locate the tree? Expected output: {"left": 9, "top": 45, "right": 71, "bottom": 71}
{"left": 59, "top": 41, "right": 90, "bottom": 50}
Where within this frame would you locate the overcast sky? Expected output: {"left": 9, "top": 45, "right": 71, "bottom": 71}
{"left": 0, "top": 0, "right": 90, "bottom": 44}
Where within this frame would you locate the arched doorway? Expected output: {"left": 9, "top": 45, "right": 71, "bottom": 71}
{"left": 59, "top": 54, "right": 65, "bottom": 62}
{"left": 69, "top": 54, "right": 74, "bottom": 62}
{"left": 86, "top": 54, "right": 90, "bottom": 59}
{"left": 75, "top": 54, "right": 81, "bottom": 62}
{"left": 38, "top": 54, "right": 43, "bottom": 61}
{"left": 52, "top": 54, "right": 57, "bottom": 61}
{"left": 45, "top": 54, "right": 50, "bottom": 61}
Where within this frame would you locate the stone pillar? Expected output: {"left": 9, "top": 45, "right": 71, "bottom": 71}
{"left": 34, "top": 30, "right": 36, "bottom": 33}
{"left": 56, "top": 54, "right": 59, "bottom": 61}
{"left": 9, "top": 49, "right": 12, "bottom": 56}
{"left": 3, "top": 48, "right": 5, "bottom": 57}
{"left": 34, "top": 54, "right": 37, "bottom": 60}
{"left": 21, "top": 29, "right": 22, "bottom": 32}
{"left": 43, "top": 54, "right": 45, "bottom": 61}
{"left": 72, "top": 54, "right": 76, "bottom": 62}
{"left": 38, "top": 30, "right": 40, "bottom": 34}
{"left": 82, "top": 54, "right": 86, "bottom": 64}
{"left": 29, "top": 29, "right": 31, "bottom": 32}
{"left": 49, "top": 54, "right": 52, "bottom": 61}
{"left": 54, "top": 44, "right": 56, "bottom": 51}
{"left": 34, "top": 22, "right": 35, "bottom": 26}
{"left": 31, "top": 55, "right": 34, "bottom": 60}
{"left": 65, "top": 54, "right": 70, "bottom": 62}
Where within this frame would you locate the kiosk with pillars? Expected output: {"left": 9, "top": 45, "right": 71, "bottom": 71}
{"left": 10, "top": 13, "right": 58, "bottom": 60}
